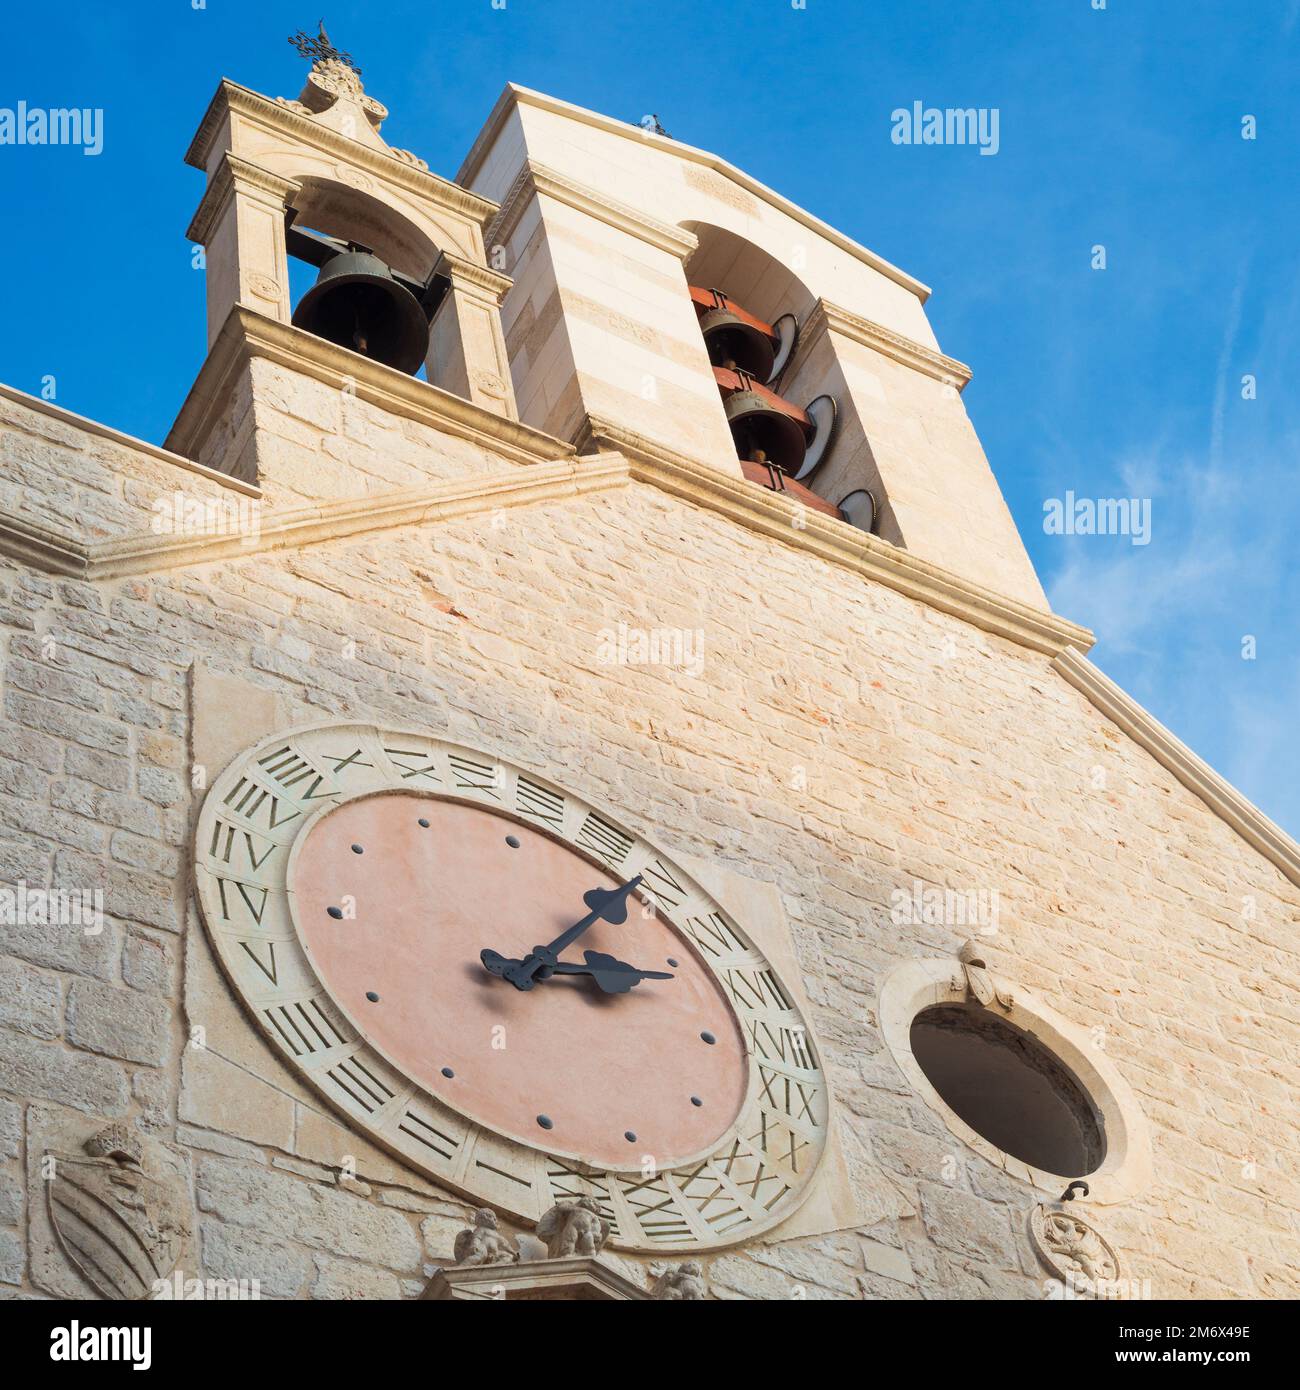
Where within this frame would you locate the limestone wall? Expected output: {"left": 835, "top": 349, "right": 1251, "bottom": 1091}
{"left": 1, "top": 388, "right": 1297, "bottom": 1300}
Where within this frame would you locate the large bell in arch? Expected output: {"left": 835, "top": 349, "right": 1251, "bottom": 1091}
{"left": 699, "top": 304, "right": 778, "bottom": 382}
{"left": 723, "top": 386, "right": 809, "bottom": 475}
{"left": 291, "top": 250, "right": 430, "bottom": 375}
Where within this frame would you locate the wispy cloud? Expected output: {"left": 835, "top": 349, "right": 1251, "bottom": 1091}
{"left": 1042, "top": 262, "right": 1300, "bottom": 837}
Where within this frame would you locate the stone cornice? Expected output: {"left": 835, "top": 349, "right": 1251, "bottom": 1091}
{"left": 486, "top": 159, "right": 699, "bottom": 261}
{"left": 575, "top": 414, "right": 1093, "bottom": 659}
{"left": 422, "top": 1255, "right": 651, "bottom": 1301}
{"left": 800, "top": 300, "right": 973, "bottom": 392}
{"left": 9, "top": 365, "right": 1089, "bottom": 660}
{"left": 432, "top": 250, "right": 514, "bottom": 303}
{"left": 164, "top": 306, "right": 574, "bottom": 469}
{"left": 1053, "top": 648, "right": 1300, "bottom": 889}
{"left": 0, "top": 511, "right": 89, "bottom": 577}
{"left": 186, "top": 153, "right": 303, "bottom": 245}
{"left": 0, "top": 455, "right": 629, "bottom": 583}
{"left": 185, "top": 80, "right": 500, "bottom": 229}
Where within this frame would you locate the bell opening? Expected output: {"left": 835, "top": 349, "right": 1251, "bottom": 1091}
{"left": 290, "top": 250, "right": 431, "bottom": 376}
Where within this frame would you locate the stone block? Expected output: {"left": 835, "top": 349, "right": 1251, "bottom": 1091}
{"left": 66, "top": 978, "right": 170, "bottom": 1067}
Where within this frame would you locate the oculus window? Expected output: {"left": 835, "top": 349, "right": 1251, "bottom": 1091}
{"left": 910, "top": 1003, "right": 1106, "bottom": 1177}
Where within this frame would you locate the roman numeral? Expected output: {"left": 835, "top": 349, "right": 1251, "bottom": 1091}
{"left": 576, "top": 813, "right": 633, "bottom": 868}
{"left": 257, "top": 745, "right": 331, "bottom": 800}
{"left": 215, "top": 877, "right": 270, "bottom": 926}
{"left": 207, "top": 820, "right": 278, "bottom": 872}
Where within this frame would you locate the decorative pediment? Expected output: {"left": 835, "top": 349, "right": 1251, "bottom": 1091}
{"left": 421, "top": 1255, "right": 651, "bottom": 1301}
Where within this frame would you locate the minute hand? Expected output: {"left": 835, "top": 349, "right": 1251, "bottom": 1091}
{"left": 544, "top": 875, "right": 644, "bottom": 957}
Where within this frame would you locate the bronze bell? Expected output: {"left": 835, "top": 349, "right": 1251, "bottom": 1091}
{"left": 723, "top": 388, "right": 809, "bottom": 475}
{"left": 698, "top": 305, "right": 777, "bottom": 382}
{"left": 291, "top": 250, "right": 430, "bottom": 375}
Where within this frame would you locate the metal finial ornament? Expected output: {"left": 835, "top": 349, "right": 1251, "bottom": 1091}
{"left": 288, "top": 20, "right": 361, "bottom": 75}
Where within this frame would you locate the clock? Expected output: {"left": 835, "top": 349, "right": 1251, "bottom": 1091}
{"left": 194, "top": 721, "right": 829, "bottom": 1250}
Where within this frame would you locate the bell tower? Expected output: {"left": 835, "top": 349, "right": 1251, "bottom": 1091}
{"left": 168, "top": 26, "right": 540, "bottom": 502}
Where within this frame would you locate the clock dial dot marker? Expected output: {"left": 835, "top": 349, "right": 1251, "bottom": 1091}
{"left": 536, "top": 1114, "right": 554, "bottom": 1131}
{"left": 441, "top": 1066, "right": 455, "bottom": 1079}
{"left": 690, "top": 1095, "right": 703, "bottom": 1107}
{"left": 700, "top": 1031, "right": 716, "bottom": 1045}
{"left": 624, "top": 1130, "right": 638, "bottom": 1143}
{"left": 667, "top": 957, "right": 679, "bottom": 967}
{"left": 351, "top": 843, "right": 364, "bottom": 854}
{"left": 418, "top": 818, "right": 430, "bottom": 828}
{"left": 326, "top": 906, "right": 344, "bottom": 920}
{"left": 505, "top": 835, "right": 521, "bottom": 848}
{"left": 365, "top": 991, "right": 380, "bottom": 1003}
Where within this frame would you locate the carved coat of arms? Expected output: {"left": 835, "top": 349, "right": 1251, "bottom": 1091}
{"left": 1029, "top": 1202, "right": 1120, "bottom": 1294}
{"left": 45, "top": 1123, "right": 191, "bottom": 1300}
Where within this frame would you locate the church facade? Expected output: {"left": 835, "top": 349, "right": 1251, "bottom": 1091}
{"left": 0, "top": 40, "right": 1297, "bottom": 1302}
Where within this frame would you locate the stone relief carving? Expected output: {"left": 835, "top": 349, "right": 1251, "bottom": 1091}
{"left": 45, "top": 1121, "right": 192, "bottom": 1301}
{"left": 245, "top": 271, "right": 282, "bottom": 302}
{"left": 1030, "top": 1202, "right": 1121, "bottom": 1292}
{"left": 452, "top": 1208, "right": 521, "bottom": 1268}
{"left": 537, "top": 1196, "right": 610, "bottom": 1258}
{"left": 956, "top": 937, "right": 1014, "bottom": 1011}
{"left": 651, "top": 1261, "right": 708, "bottom": 1300}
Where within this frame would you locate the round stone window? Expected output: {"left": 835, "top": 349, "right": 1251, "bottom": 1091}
{"left": 909, "top": 1003, "right": 1105, "bottom": 1178}
{"left": 877, "top": 957, "right": 1152, "bottom": 1204}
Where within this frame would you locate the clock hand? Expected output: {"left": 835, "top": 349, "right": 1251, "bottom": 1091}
{"left": 540, "top": 876, "right": 644, "bottom": 958}
{"left": 481, "top": 876, "right": 644, "bottom": 991}
{"left": 550, "top": 951, "right": 674, "bottom": 995}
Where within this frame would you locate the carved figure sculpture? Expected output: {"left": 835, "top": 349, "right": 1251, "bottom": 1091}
{"left": 651, "top": 1260, "right": 707, "bottom": 1300}
{"left": 452, "top": 1208, "right": 519, "bottom": 1267}
{"left": 957, "top": 938, "right": 1014, "bottom": 1011}
{"left": 536, "top": 1195, "right": 610, "bottom": 1258}
{"left": 1040, "top": 1211, "right": 1119, "bottom": 1285}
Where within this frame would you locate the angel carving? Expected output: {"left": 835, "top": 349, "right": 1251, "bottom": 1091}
{"left": 536, "top": 1195, "right": 610, "bottom": 1258}
{"left": 652, "top": 1261, "right": 707, "bottom": 1300}
{"left": 452, "top": 1208, "right": 519, "bottom": 1267}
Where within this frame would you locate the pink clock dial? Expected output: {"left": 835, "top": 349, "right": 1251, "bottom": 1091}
{"left": 292, "top": 792, "right": 749, "bottom": 1168}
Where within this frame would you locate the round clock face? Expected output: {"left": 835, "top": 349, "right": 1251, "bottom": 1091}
{"left": 292, "top": 793, "right": 748, "bottom": 1168}
{"left": 194, "top": 723, "right": 828, "bottom": 1250}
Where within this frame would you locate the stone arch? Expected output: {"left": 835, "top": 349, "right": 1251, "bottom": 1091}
{"left": 680, "top": 221, "right": 817, "bottom": 328}
{"left": 289, "top": 176, "right": 444, "bottom": 282}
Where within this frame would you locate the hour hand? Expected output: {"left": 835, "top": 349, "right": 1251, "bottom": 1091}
{"left": 551, "top": 950, "right": 674, "bottom": 994}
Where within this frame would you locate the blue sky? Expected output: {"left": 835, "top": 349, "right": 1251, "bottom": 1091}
{"left": 1, "top": 1, "right": 1296, "bottom": 836}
